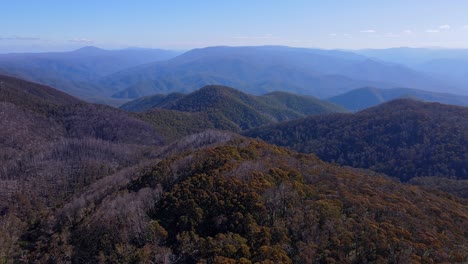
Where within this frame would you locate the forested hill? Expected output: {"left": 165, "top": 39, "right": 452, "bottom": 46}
{"left": 12, "top": 132, "right": 468, "bottom": 263}
{"left": 0, "top": 75, "right": 164, "bottom": 204}
{"left": 123, "top": 85, "right": 346, "bottom": 135}
{"left": 245, "top": 99, "right": 468, "bottom": 182}
{"left": 122, "top": 85, "right": 345, "bottom": 115}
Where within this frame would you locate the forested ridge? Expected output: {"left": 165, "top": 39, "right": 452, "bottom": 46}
{"left": 245, "top": 99, "right": 468, "bottom": 182}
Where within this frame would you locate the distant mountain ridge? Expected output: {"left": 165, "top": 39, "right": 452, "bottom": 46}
{"left": 106, "top": 46, "right": 453, "bottom": 99}
{"left": 327, "top": 87, "right": 468, "bottom": 111}
{"left": 1, "top": 45, "right": 467, "bottom": 104}
{"left": 0, "top": 46, "right": 180, "bottom": 100}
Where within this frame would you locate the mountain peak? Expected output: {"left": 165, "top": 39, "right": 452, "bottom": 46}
{"left": 71, "top": 46, "right": 107, "bottom": 55}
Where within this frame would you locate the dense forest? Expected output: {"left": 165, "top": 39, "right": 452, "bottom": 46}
{"left": 245, "top": 99, "right": 468, "bottom": 182}
{"left": 1, "top": 75, "right": 467, "bottom": 263}
{"left": 7, "top": 133, "right": 467, "bottom": 263}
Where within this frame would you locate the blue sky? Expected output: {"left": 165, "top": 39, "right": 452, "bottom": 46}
{"left": 2, "top": 0, "right": 468, "bottom": 52}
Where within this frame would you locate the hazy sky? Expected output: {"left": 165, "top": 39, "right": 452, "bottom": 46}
{"left": 2, "top": 0, "right": 468, "bottom": 52}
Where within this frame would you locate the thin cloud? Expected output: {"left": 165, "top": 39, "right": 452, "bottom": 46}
{"left": 403, "top": 30, "right": 413, "bottom": 34}
{"left": 360, "top": 29, "right": 376, "bottom": 33}
{"left": 14, "top": 36, "right": 40, "bottom": 40}
{"left": 0, "top": 35, "right": 41, "bottom": 41}
{"left": 439, "top": 24, "right": 450, "bottom": 30}
{"left": 463, "top": 25, "right": 468, "bottom": 30}
{"left": 328, "top": 33, "right": 337, "bottom": 37}
{"left": 425, "top": 29, "right": 439, "bottom": 33}
{"left": 69, "top": 38, "right": 94, "bottom": 43}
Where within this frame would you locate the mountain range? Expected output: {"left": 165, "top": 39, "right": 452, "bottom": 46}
{"left": 356, "top": 47, "right": 468, "bottom": 90}
{"left": 104, "top": 46, "right": 455, "bottom": 99}
{"left": 1, "top": 46, "right": 467, "bottom": 105}
{"left": 0, "top": 46, "right": 180, "bottom": 103}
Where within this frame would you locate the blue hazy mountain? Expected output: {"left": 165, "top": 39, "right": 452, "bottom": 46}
{"left": 327, "top": 87, "right": 468, "bottom": 111}
{"left": 356, "top": 48, "right": 468, "bottom": 95}
{"left": 1, "top": 46, "right": 465, "bottom": 103}
{"left": 0, "top": 46, "right": 180, "bottom": 99}
{"left": 103, "top": 46, "right": 453, "bottom": 99}
{"left": 355, "top": 47, "right": 468, "bottom": 66}
{"left": 414, "top": 58, "right": 468, "bottom": 88}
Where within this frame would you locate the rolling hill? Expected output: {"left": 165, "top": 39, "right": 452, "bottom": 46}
{"left": 245, "top": 99, "right": 468, "bottom": 182}
{"left": 327, "top": 87, "right": 468, "bottom": 111}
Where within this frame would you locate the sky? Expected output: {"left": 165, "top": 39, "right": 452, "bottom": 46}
{"left": 2, "top": 0, "right": 468, "bottom": 53}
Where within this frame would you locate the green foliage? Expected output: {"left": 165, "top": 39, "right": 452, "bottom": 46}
{"left": 124, "top": 85, "right": 345, "bottom": 142}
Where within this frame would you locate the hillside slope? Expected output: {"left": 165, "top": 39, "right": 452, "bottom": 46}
{"left": 12, "top": 132, "right": 468, "bottom": 263}
{"left": 245, "top": 99, "right": 468, "bottom": 182}
{"left": 0, "top": 75, "right": 164, "bottom": 201}
{"left": 0, "top": 75, "right": 168, "bottom": 261}
{"left": 0, "top": 74, "right": 82, "bottom": 109}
